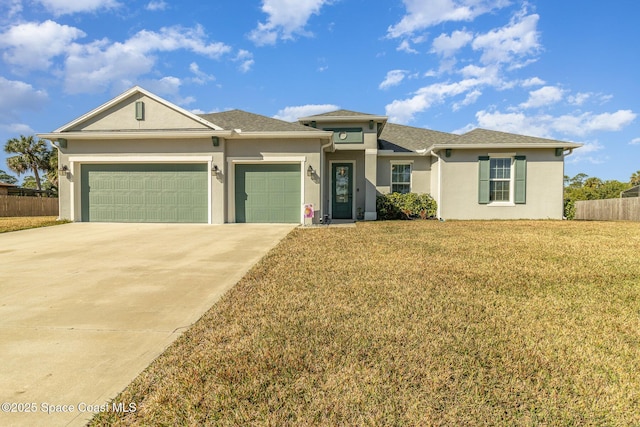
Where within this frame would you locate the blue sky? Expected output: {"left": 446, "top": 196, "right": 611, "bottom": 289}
{"left": 1, "top": 0, "right": 638, "bottom": 184}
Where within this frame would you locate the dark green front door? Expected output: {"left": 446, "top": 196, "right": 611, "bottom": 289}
{"left": 81, "top": 163, "right": 208, "bottom": 223}
{"left": 332, "top": 163, "right": 353, "bottom": 219}
{"left": 235, "top": 164, "right": 301, "bottom": 223}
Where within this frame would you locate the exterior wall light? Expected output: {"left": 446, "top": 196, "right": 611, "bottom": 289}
{"left": 58, "top": 165, "right": 69, "bottom": 176}
{"left": 307, "top": 165, "right": 314, "bottom": 176}
{"left": 212, "top": 136, "right": 220, "bottom": 147}
{"left": 445, "top": 149, "right": 452, "bottom": 158}
{"left": 212, "top": 164, "right": 220, "bottom": 175}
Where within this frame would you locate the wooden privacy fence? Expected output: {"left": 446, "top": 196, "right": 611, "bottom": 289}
{"left": 0, "top": 195, "right": 59, "bottom": 217}
{"left": 575, "top": 198, "right": 640, "bottom": 221}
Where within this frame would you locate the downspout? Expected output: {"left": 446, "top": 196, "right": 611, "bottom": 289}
{"left": 430, "top": 150, "right": 442, "bottom": 220}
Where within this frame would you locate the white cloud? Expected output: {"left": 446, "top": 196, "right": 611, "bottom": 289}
{"left": 0, "top": 123, "right": 35, "bottom": 135}
{"left": 140, "top": 76, "right": 195, "bottom": 106}
{"left": 146, "top": 0, "right": 168, "bottom": 11}
{"left": 397, "top": 39, "right": 418, "bottom": 54}
{"left": 630, "top": 138, "right": 640, "bottom": 145}
{"left": 0, "top": 20, "right": 85, "bottom": 70}
{"left": 521, "top": 77, "right": 545, "bottom": 87}
{"left": 379, "top": 70, "right": 407, "bottom": 90}
{"left": 36, "top": 0, "right": 121, "bottom": 16}
{"left": 189, "top": 62, "right": 215, "bottom": 84}
{"left": 566, "top": 141, "right": 606, "bottom": 165}
{"left": 63, "top": 25, "right": 232, "bottom": 94}
{"left": 453, "top": 89, "right": 481, "bottom": 111}
{"left": 475, "top": 110, "right": 552, "bottom": 137}
{"left": 520, "top": 85, "right": 565, "bottom": 109}
{"left": 249, "top": 0, "right": 332, "bottom": 46}
{"left": 234, "top": 50, "right": 254, "bottom": 73}
{"left": 431, "top": 30, "right": 473, "bottom": 57}
{"left": 473, "top": 109, "right": 637, "bottom": 138}
{"left": 386, "top": 78, "right": 482, "bottom": 123}
{"left": 568, "top": 92, "right": 590, "bottom": 106}
{"left": 273, "top": 104, "right": 339, "bottom": 122}
{"left": 0, "top": 77, "right": 48, "bottom": 121}
{"left": 472, "top": 12, "right": 541, "bottom": 65}
{"left": 388, "top": 0, "right": 509, "bottom": 38}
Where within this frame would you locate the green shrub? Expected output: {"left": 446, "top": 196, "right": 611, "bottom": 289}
{"left": 376, "top": 193, "right": 437, "bottom": 220}
{"left": 564, "top": 200, "right": 576, "bottom": 220}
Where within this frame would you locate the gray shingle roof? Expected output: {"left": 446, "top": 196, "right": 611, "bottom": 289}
{"left": 198, "top": 110, "right": 320, "bottom": 132}
{"left": 460, "top": 128, "right": 571, "bottom": 145}
{"left": 379, "top": 123, "right": 460, "bottom": 152}
{"left": 304, "top": 109, "right": 378, "bottom": 118}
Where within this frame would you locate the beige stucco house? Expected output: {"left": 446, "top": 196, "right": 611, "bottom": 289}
{"left": 38, "top": 86, "right": 580, "bottom": 224}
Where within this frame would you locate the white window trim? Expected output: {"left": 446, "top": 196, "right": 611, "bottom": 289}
{"left": 488, "top": 155, "right": 515, "bottom": 206}
{"left": 390, "top": 160, "right": 413, "bottom": 194}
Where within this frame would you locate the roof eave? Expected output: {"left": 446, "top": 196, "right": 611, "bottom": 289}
{"left": 431, "top": 142, "right": 583, "bottom": 150}
{"left": 226, "top": 131, "right": 333, "bottom": 139}
{"left": 37, "top": 130, "right": 234, "bottom": 140}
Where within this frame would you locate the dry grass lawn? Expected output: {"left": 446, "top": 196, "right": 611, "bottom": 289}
{"left": 92, "top": 221, "right": 640, "bottom": 426}
{"left": 0, "top": 216, "right": 66, "bottom": 233}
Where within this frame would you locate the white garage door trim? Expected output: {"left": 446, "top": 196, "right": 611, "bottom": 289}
{"left": 69, "top": 155, "right": 214, "bottom": 224}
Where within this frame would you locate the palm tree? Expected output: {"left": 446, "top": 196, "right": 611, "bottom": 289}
{"left": 630, "top": 170, "right": 640, "bottom": 187}
{"left": 4, "top": 135, "right": 51, "bottom": 192}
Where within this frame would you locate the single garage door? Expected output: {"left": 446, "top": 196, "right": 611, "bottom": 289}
{"left": 81, "top": 163, "right": 208, "bottom": 223}
{"left": 235, "top": 164, "right": 301, "bottom": 223}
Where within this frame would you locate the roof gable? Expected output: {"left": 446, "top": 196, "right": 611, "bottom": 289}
{"left": 55, "top": 86, "right": 222, "bottom": 133}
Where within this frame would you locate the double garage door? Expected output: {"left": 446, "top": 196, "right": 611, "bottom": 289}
{"left": 81, "top": 164, "right": 208, "bottom": 223}
{"left": 81, "top": 163, "right": 301, "bottom": 223}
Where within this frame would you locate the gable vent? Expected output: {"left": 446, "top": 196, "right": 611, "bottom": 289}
{"left": 135, "top": 101, "right": 145, "bottom": 121}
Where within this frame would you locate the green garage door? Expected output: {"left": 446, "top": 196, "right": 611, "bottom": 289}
{"left": 81, "top": 163, "right": 208, "bottom": 223}
{"left": 235, "top": 164, "right": 301, "bottom": 223}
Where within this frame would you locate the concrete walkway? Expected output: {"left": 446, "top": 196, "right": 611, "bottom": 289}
{"left": 0, "top": 223, "right": 295, "bottom": 427}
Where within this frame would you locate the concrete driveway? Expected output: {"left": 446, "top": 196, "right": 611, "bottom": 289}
{"left": 0, "top": 222, "right": 295, "bottom": 427}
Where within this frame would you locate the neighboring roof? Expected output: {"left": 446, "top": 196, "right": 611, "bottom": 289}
{"left": 379, "top": 123, "right": 460, "bottom": 152}
{"left": 199, "top": 110, "right": 320, "bottom": 133}
{"left": 0, "top": 182, "right": 16, "bottom": 187}
{"left": 459, "top": 128, "right": 581, "bottom": 148}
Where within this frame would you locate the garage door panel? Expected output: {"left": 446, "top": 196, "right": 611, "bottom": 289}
{"left": 81, "top": 163, "right": 207, "bottom": 223}
{"left": 235, "top": 164, "right": 300, "bottom": 223}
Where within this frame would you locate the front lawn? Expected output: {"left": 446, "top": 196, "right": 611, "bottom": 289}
{"left": 92, "top": 221, "right": 640, "bottom": 426}
{"left": 0, "top": 216, "right": 67, "bottom": 233}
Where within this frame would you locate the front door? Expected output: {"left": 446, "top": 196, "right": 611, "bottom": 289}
{"left": 332, "top": 163, "right": 353, "bottom": 219}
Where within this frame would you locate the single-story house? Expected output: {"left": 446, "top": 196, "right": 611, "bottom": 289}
{"left": 0, "top": 182, "right": 16, "bottom": 196}
{"left": 38, "top": 86, "right": 581, "bottom": 224}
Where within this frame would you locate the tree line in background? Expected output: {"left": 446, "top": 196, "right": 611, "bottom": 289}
{"left": 2, "top": 135, "right": 58, "bottom": 195}
{"left": 564, "top": 172, "right": 640, "bottom": 219}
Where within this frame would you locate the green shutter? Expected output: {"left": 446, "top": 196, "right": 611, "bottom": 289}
{"left": 514, "top": 155, "right": 527, "bottom": 204}
{"left": 478, "top": 156, "right": 490, "bottom": 204}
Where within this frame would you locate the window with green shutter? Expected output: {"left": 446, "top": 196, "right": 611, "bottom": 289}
{"left": 478, "top": 155, "right": 526, "bottom": 205}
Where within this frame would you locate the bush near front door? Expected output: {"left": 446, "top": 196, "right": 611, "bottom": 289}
{"left": 376, "top": 193, "right": 437, "bottom": 220}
